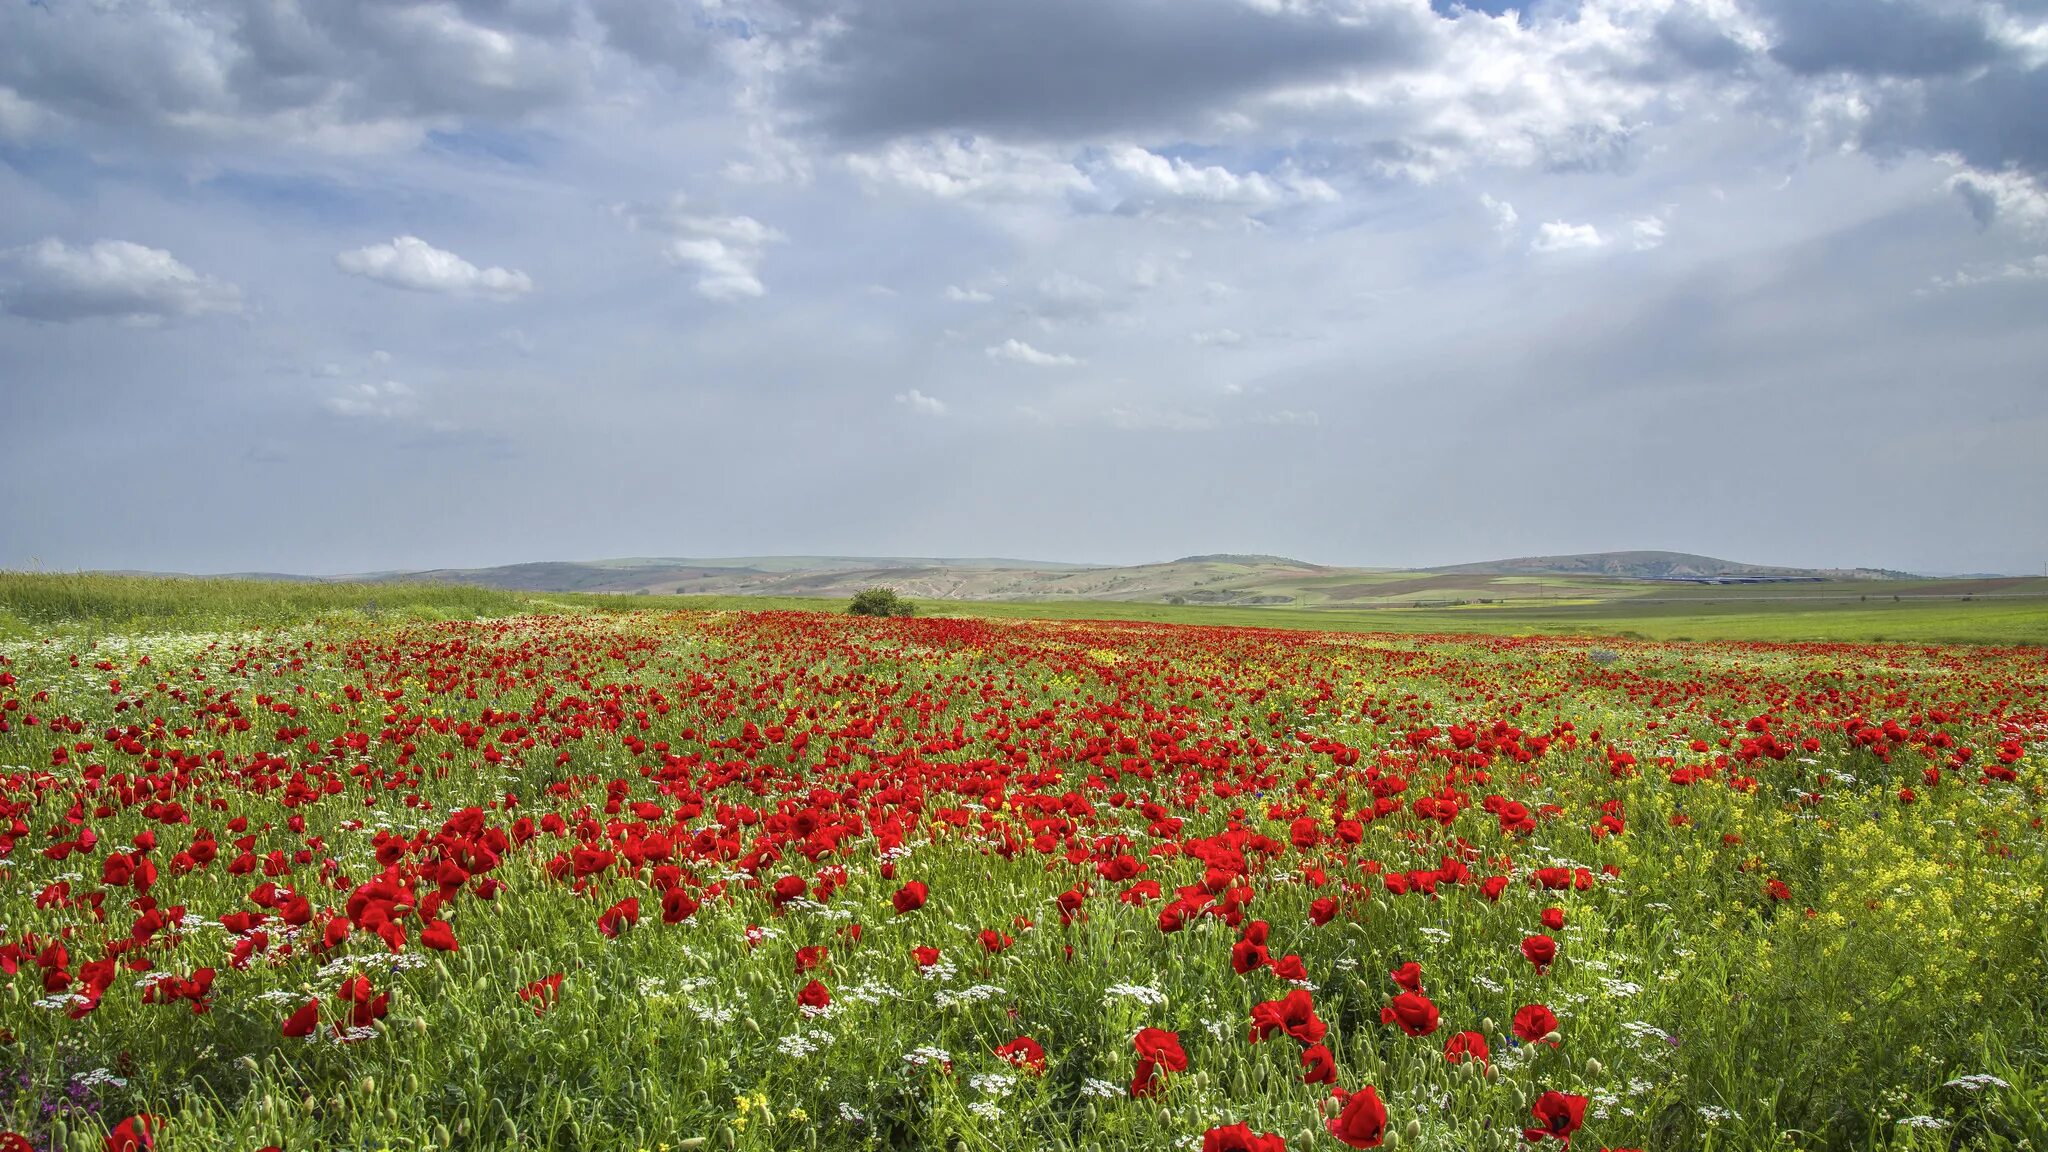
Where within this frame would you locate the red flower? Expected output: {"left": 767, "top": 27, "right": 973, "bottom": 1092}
{"left": 281, "top": 999, "right": 319, "bottom": 1038}
{"left": 979, "top": 929, "right": 1014, "bottom": 954}
{"left": 1389, "top": 961, "right": 1423, "bottom": 992}
{"left": 0, "top": 1135, "right": 30, "bottom": 1152}
{"left": 1513, "top": 1004, "right": 1561, "bottom": 1045}
{"left": 797, "top": 979, "right": 831, "bottom": 1011}
{"left": 795, "top": 945, "right": 828, "bottom": 973}
{"left": 519, "top": 973, "right": 564, "bottom": 1015}
{"left": 994, "top": 1036, "right": 1047, "bottom": 1073}
{"left": 1380, "top": 990, "right": 1440, "bottom": 1037}
{"left": 912, "top": 945, "right": 941, "bottom": 968}
{"left": 597, "top": 897, "right": 639, "bottom": 939}
{"left": 661, "top": 887, "right": 700, "bottom": 924}
{"left": 1300, "top": 1043, "right": 1337, "bottom": 1085}
{"left": 1270, "top": 953, "right": 1309, "bottom": 983}
{"left": 1523, "top": 1091, "right": 1588, "bottom": 1145}
{"left": 420, "top": 920, "right": 459, "bottom": 952}
{"left": 1308, "top": 896, "right": 1339, "bottom": 926}
{"left": 1444, "top": 1030, "right": 1490, "bottom": 1066}
{"left": 1325, "top": 1085, "right": 1388, "bottom": 1149}
{"left": 1521, "top": 934, "right": 1557, "bottom": 974}
{"left": 105, "top": 1115, "right": 159, "bottom": 1152}
{"left": 1203, "top": 1123, "right": 1287, "bottom": 1152}
{"left": 1251, "top": 989, "right": 1327, "bottom": 1045}
{"left": 1539, "top": 906, "right": 1566, "bottom": 931}
{"left": 1231, "top": 938, "right": 1270, "bottom": 974}
{"left": 892, "top": 881, "right": 928, "bottom": 914}
{"left": 1134, "top": 1027, "right": 1187, "bottom": 1071}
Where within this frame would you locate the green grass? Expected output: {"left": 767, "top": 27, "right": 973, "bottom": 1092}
{"left": 6, "top": 572, "right": 2046, "bottom": 646}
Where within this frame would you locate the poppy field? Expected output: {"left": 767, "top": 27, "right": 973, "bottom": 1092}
{"left": 1, "top": 608, "right": 2044, "bottom": 1152}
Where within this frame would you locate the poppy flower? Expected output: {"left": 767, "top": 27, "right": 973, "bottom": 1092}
{"left": 519, "top": 973, "right": 564, "bottom": 1015}
{"left": 797, "top": 980, "right": 831, "bottom": 1011}
{"left": 1389, "top": 961, "right": 1423, "bottom": 992}
{"left": 1521, "top": 934, "right": 1557, "bottom": 974}
{"left": 597, "top": 897, "right": 639, "bottom": 939}
{"left": 105, "top": 1115, "right": 159, "bottom": 1152}
{"left": 281, "top": 999, "right": 319, "bottom": 1038}
{"left": 1523, "top": 1091, "right": 1587, "bottom": 1145}
{"left": 795, "top": 945, "right": 828, "bottom": 973}
{"left": 892, "top": 881, "right": 928, "bottom": 914}
{"left": 1231, "top": 938, "right": 1270, "bottom": 974}
{"left": 1203, "top": 1123, "right": 1287, "bottom": 1152}
{"left": 994, "top": 1036, "right": 1047, "bottom": 1073}
{"left": 979, "top": 929, "right": 1014, "bottom": 954}
{"left": 1251, "top": 989, "right": 1327, "bottom": 1045}
{"left": 1134, "top": 1027, "right": 1187, "bottom": 1072}
{"left": 1300, "top": 1043, "right": 1337, "bottom": 1085}
{"left": 1444, "top": 1030, "right": 1490, "bottom": 1066}
{"left": 661, "top": 887, "right": 700, "bottom": 924}
{"left": 1270, "top": 953, "right": 1309, "bottom": 983}
{"left": 1380, "top": 990, "right": 1440, "bottom": 1037}
{"left": 1308, "top": 896, "right": 1339, "bottom": 926}
{"left": 1325, "top": 1085, "right": 1388, "bottom": 1149}
{"left": 1539, "top": 907, "right": 1566, "bottom": 931}
{"left": 1513, "top": 1004, "right": 1561, "bottom": 1045}
{"left": 420, "top": 920, "right": 459, "bottom": 952}
{"left": 912, "top": 945, "right": 941, "bottom": 968}
{"left": 1, "top": 1136, "right": 33, "bottom": 1152}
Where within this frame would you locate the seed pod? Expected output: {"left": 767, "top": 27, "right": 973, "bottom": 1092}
{"left": 1405, "top": 1118, "right": 1422, "bottom": 1142}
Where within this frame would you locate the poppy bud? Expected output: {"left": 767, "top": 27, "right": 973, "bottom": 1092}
{"left": 361, "top": 1076, "right": 375, "bottom": 1095}
{"left": 1542, "top": 1031, "right": 1562, "bottom": 1045}
{"left": 1586, "top": 1058, "right": 1603, "bottom": 1078}
{"left": 1405, "top": 1119, "right": 1423, "bottom": 1142}
{"left": 1483, "top": 1063, "right": 1498, "bottom": 1080}
{"left": 1482, "top": 1017, "right": 1497, "bottom": 1034}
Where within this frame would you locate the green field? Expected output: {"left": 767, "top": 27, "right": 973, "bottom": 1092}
{"left": 5, "top": 572, "right": 2044, "bottom": 646}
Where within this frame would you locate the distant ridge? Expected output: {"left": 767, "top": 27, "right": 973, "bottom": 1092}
{"left": 1171, "top": 554, "right": 1322, "bottom": 567}
{"left": 1427, "top": 550, "right": 1914, "bottom": 581}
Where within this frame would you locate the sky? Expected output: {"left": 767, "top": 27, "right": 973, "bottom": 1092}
{"left": 2, "top": 0, "right": 2045, "bottom": 577}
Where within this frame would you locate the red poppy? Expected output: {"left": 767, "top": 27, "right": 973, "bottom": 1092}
{"left": 519, "top": 973, "right": 564, "bottom": 1015}
{"left": 912, "top": 945, "right": 941, "bottom": 968}
{"left": 1513, "top": 1004, "right": 1561, "bottom": 1045}
{"left": 1380, "top": 990, "right": 1440, "bottom": 1037}
{"left": 420, "top": 920, "right": 459, "bottom": 952}
{"left": 1300, "top": 1042, "right": 1337, "bottom": 1085}
{"left": 1231, "top": 938, "right": 1270, "bottom": 974}
{"left": 1134, "top": 1027, "right": 1187, "bottom": 1071}
{"left": 1539, "top": 907, "right": 1566, "bottom": 931}
{"left": 1389, "top": 961, "right": 1423, "bottom": 992}
{"left": 1251, "top": 989, "right": 1327, "bottom": 1045}
{"left": 0, "top": 1135, "right": 30, "bottom": 1152}
{"left": 1203, "top": 1123, "right": 1287, "bottom": 1152}
{"left": 994, "top": 1036, "right": 1047, "bottom": 1073}
{"left": 797, "top": 980, "right": 831, "bottom": 1010}
{"left": 892, "top": 881, "right": 928, "bottom": 914}
{"left": 1325, "top": 1085, "right": 1387, "bottom": 1149}
{"left": 597, "top": 897, "right": 639, "bottom": 939}
{"left": 1270, "top": 954, "right": 1309, "bottom": 983}
{"left": 795, "top": 945, "right": 828, "bottom": 973}
{"left": 661, "top": 887, "right": 700, "bottom": 924}
{"left": 1444, "top": 1030, "right": 1490, "bottom": 1066}
{"left": 979, "top": 929, "right": 1014, "bottom": 954}
{"left": 281, "top": 999, "right": 318, "bottom": 1038}
{"left": 1521, "top": 934, "right": 1557, "bottom": 974}
{"left": 1523, "top": 1091, "right": 1587, "bottom": 1145}
{"left": 105, "top": 1115, "right": 159, "bottom": 1152}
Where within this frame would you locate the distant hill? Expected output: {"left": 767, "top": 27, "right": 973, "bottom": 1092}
{"left": 1428, "top": 550, "right": 1914, "bottom": 581}
{"left": 1172, "top": 554, "right": 1323, "bottom": 568}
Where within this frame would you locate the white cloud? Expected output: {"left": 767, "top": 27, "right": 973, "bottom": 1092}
{"left": 1480, "top": 194, "right": 1519, "bottom": 236}
{"left": 336, "top": 237, "right": 533, "bottom": 298}
{"left": 846, "top": 137, "right": 1094, "bottom": 201}
{"left": 1925, "top": 254, "right": 2048, "bottom": 292}
{"left": 1531, "top": 221, "right": 1607, "bottom": 253}
{"left": 1096, "top": 146, "right": 1337, "bottom": 207}
{"left": 946, "top": 285, "right": 994, "bottom": 303}
{"left": 895, "top": 388, "right": 946, "bottom": 415}
{"left": 986, "top": 338, "right": 1081, "bottom": 367}
{"left": 618, "top": 197, "right": 785, "bottom": 300}
{"left": 1631, "top": 214, "right": 1667, "bottom": 250}
{"left": 325, "top": 379, "right": 418, "bottom": 420}
{"left": 1252, "top": 409, "right": 1320, "bottom": 426}
{"left": 0, "top": 238, "right": 241, "bottom": 323}
{"left": 1191, "top": 328, "right": 1245, "bottom": 347}
{"left": 1946, "top": 165, "right": 2048, "bottom": 235}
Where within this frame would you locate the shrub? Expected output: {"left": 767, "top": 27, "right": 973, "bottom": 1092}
{"left": 848, "top": 587, "right": 915, "bottom": 617}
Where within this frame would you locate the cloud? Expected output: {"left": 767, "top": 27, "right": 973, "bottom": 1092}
{"left": 945, "top": 285, "right": 994, "bottom": 303}
{"left": 895, "top": 388, "right": 946, "bottom": 415}
{"left": 1191, "top": 328, "right": 1245, "bottom": 347}
{"left": 324, "top": 379, "right": 418, "bottom": 419}
{"left": 1252, "top": 409, "right": 1320, "bottom": 426}
{"left": 0, "top": 238, "right": 241, "bottom": 323}
{"left": 1946, "top": 165, "right": 2048, "bottom": 233}
{"left": 846, "top": 137, "right": 1094, "bottom": 201}
{"left": 779, "top": 0, "right": 1435, "bottom": 143}
{"left": 1531, "top": 220, "right": 1607, "bottom": 253}
{"left": 336, "top": 237, "right": 534, "bottom": 298}
{"left": 0, "top": 0, "right": 599, "bottom": 150}
{"left": 1631, "top": 214, "right": 1668, "bottom": 250}
{"left": 1094, "top": 146, "right": 1338, "bottom": 208}
{"left": 1480, "top": 193, "right": 1519, "bottom": 236}
{"left": 1925, "top": 253, "right": 2048, "bottom": 291}
{"left": 617, "top": 197, "right": 785, "bottom": 299}
{"left": 1024, "top": 272, "right": 1121, "bottom": 325}
{"left": 986, "top": 338, "right": 1081, "bottom": 367}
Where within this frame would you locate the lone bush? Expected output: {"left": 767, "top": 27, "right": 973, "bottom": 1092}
{"left": 848, "top": 587, "right": 915, "bottom": 618}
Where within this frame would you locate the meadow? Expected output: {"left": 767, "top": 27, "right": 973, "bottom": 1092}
{"left": 1, "top": 576, "right": 2045, "bottom": 1151}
